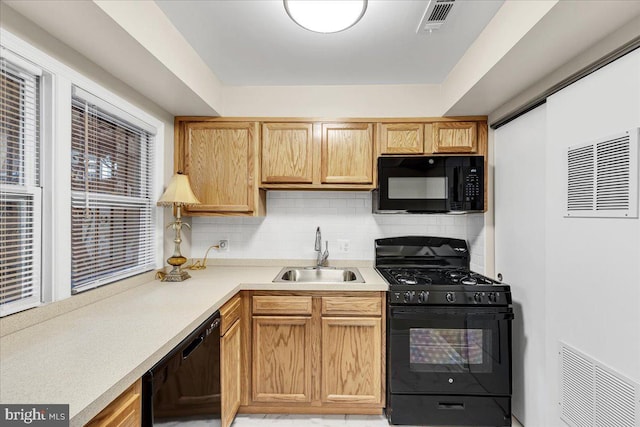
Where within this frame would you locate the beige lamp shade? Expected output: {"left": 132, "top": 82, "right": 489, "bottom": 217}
{"left": 157, "top": 172, "right": 201, "bottom": 206}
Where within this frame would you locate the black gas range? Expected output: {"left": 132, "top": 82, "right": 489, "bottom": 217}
{"left": 377, "top": 236, "right": 513, "bottom": 427}
{"left": 379, "top": 266, "right": 511, "bottom": 306}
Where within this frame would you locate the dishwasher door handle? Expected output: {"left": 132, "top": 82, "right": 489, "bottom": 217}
{"left": 182, "top": 335, "right": 204, "bottom": 360}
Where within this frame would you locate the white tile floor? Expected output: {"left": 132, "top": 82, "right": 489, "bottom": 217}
{"left": 232, "top": 414, "right": 524, "bottom": 427}
{"left": 158, "top": 414, "right": 524, "bottom": 427}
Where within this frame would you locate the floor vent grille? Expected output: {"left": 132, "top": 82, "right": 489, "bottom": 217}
{"left": 560, "top": 343, "right": 639, "bottom": 427}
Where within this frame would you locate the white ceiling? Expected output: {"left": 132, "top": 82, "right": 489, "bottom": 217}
{"left": 155, "top": 0, "right": 504, "bottom": 86}
{"left": 4, "top": 0, "right": 640, "bottom": 117}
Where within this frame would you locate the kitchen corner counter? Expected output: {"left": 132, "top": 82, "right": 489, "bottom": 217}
{"left": 0, "top": 265, "right": 387, "bottom": 426}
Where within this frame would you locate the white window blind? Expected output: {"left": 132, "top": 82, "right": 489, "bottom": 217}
{"left": 70, "top": 86, "right": 155, "bottom": 293}
{"left": 0, "top": 54, "right": 42, "bottom": 316}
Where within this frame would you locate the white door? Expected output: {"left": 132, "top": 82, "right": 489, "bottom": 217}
{"left": 494, "top": 104, "right": 547, "bottom": 427}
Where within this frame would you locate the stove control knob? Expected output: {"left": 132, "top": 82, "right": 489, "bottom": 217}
{"left": 418, "top": 291, "right": 428, "bottom": 303}
{"left": 446, "top": 292, "right": 455, "bottom": 303}
{"left": 403, "top": 291, "right": 413, "bottom": 303}
{"left": 488, "top": 292, "right": 498, "bottom": 303}
{"left": 474, "top": 292, "right": 483, "bottom": 303}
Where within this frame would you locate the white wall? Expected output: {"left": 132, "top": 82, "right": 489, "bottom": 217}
{"left": 544, "top": 48, "right": 640, "bottom": 425}
{"left": 191, "top": 191, "right": 486, "bottom": 271}
{"left": 221, "top": 84, "right": 443, "bottom": 118}
{"left": 494, "top": 48, "right": 640, "bottom": 427}
{"left": 494, "top": 105, "right": 547, "bottom": 426}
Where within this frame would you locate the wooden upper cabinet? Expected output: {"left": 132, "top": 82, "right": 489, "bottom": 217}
{"left": 178, "top": 121, "right": 264, "bottom": 215}
{"left": 321, "top": 123, "right": 374, "bottom": 184}
{"left": 379, "top": 123, "right": 424, "bottom": 154}
{"left": 432, "top": 121, "right": 477, "bottom": 153}
{"left": 261, "top": 123, "right": 314, "bottom": 184}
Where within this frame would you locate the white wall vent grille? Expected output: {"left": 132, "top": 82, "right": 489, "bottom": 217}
{"left": 568, "top": 145, "right": 595, "bottom": 211}
{"left": 417, "top": 0, "right": 455, "bottom": 33}
{"left": 560, "top": 342, "right": 639, "bottom": 427}
{"left": 566, "top": 128, "right": 638, "bottom": 218}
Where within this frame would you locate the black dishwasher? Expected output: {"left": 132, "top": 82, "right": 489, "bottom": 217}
{"left": 142, "top": 311, "right": 221, "bottom": 426}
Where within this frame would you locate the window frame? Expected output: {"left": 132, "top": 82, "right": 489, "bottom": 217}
{"left": 69, "top": 88, "right": 157, "bottom": 293}
{"left": 0, "top": 29, "right": 165, "bottom": 315}
{"left": 0, "top": 50, "right": 45, "bottom": 316}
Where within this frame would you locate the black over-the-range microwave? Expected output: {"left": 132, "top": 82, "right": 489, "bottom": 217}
{"left": 373, "top": 155, "right": 484, "bottom": 213}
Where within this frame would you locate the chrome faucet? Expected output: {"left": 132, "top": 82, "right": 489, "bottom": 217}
{"left": 315, "top": 227, "right": 329, "bottom": 267}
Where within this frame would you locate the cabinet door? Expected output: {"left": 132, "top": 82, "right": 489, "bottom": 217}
{"left": 321, "top": 317, "right": 382, "bottom": 405}
{"left": 252, "top": 316, "right": 312, "bottom": 403}
{"left": 86, "top": 380, "right": 141, "bottom": 427}
{"left": 321, "top": 123, "right": 373, "bottom": 184}
{"left": 221, "top": 320, "right": 242, "bottom": 427}
{"left": 261, "top": 123, "right": 314, "bottom": 184}
{"left": 379, "top": 123, "right": 424, "bottom": 154}
{"left": 183, "top": 121, "right": 258, "bottom": 213}
{"left": 432, "top": 122, "right": 477, "bottom": 153}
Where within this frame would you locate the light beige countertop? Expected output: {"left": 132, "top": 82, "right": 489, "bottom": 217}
{"left": 0, "top": 264, "right": 387, "bottom": 426}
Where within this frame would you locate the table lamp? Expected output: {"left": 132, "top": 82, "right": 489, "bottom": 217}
{"left": 157, "top": 172, "right": 201, "bottom": 282}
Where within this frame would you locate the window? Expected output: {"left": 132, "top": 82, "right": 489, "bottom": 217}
{"left": 0, "top": 30, "right": 163, "bottom": 317}
{"left": 0, "top": 54, "right": 42, "bottom": 316}
{"left": 70, "top": 87, "right": 156, "bottom": 293}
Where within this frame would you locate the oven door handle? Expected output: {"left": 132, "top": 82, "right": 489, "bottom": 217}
{"left": 390, "top": 307, "right": 514, "bottom": 321}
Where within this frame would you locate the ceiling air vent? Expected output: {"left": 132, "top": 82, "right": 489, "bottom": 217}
{"left": 417, "top": 0, "right": 455, "bottom": 33}
{"left": 566, "top": 128, "right": 638, "bottom": 218}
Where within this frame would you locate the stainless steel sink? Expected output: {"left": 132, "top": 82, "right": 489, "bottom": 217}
{"left": 273, "top": 266, "right": 365, "bottom": 283}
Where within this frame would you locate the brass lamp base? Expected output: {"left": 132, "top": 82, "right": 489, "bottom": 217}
{"left": 162, "top": 267, "right": 191, "bottom": 282}
{"left": 162, "top": 255, "right": 191, "bottom": 282}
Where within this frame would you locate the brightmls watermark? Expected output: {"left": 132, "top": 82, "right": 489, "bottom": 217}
{"left": 1, "top": 405, "right": 69, "bottom": 426}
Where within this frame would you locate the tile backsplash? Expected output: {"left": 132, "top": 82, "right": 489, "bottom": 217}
{"left": 191, "top": 191, "right": 486, "bottom": 273}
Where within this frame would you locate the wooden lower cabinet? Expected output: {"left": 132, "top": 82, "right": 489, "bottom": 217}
{"left": 221, "top": 319, "right": 242, "bottom": 427}
{"left": 220, "top": 294, "right": 243, "bottom": 427}
{"left": 321, "top": 317, "right": 382, "bottom": 405}
{"left": 85, "top": 380, "right": 141, "bottom": 427}
{"left": 252, "top": 316, "right": 313, "bottom": 403}
{"left": 244, "top": 291, "right": 385, "bottom": 414}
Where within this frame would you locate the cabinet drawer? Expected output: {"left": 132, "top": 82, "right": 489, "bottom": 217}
{"left": 220, "top": 294, "right": 242, "bottom": 336}
{"left": 253, "top": 296, "right": 313, "bottom": 315}
{"left": 321, "top": 297, "right": 382, "bottom": 316}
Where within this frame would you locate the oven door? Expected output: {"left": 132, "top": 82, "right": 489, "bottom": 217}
{"left": 388, "top": 305, "right": 513, "bottom": 396}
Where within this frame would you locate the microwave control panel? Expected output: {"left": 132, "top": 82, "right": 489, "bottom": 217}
{"left": 464, "top": 168, "right": 482, "bottom": 202}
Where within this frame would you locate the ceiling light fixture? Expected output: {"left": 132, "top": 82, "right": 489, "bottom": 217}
{"left": 284, "top": 0, "right": 367, "bottom": 34}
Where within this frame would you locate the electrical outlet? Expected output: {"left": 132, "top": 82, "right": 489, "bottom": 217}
{"left": 218, "top": 239, "right": 229, "bottom": 252}
{"left": 337, "top": 239, "right": 350, "bottom": 253}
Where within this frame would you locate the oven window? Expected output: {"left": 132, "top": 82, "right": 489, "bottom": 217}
{"left": 409, "top": 328, "right": 492, "bottom": 373}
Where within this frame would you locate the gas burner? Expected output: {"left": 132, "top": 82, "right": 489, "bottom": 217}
{"left": 460, "top": 276, "right": 478, "bottom": 285}
{"left": 471, "top": 274, "right": 497, "bottom": 285}
{"left": 444, "top": 269, "right": 468, "bottom": 282}
{"left": 393, "top": 272, "right": 432, "bottom": 286}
